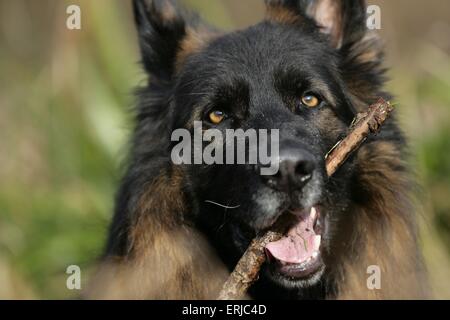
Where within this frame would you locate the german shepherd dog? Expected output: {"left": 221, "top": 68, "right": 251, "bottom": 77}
{"left": 96, "top": 0, "right": 428, "bottom": 299}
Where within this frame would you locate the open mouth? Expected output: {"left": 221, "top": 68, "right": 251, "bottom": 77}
{"left": 265, "top": 206, "right": 324, "bottom": 280}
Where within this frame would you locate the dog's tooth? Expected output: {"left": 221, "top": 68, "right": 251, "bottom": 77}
{"left": 310, "top": 207, "right": 317, "bottom": 220}
{"left": 312, "top": 251, "right": 319, "bottom": 259}
{"left": 314, "top": 235, "right": 321, "bottom": 250}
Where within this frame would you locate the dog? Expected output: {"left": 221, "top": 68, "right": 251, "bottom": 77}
{"left": 92, "top": 0, "right": 428, "bottom": 299}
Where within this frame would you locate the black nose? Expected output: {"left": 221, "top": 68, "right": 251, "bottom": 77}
{"left": 263, "top": 148, "right": 316, "bottom": 191}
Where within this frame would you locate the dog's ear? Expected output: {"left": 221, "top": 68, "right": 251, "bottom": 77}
{"left": 265, "top": 0, "right": 367, "bottom": 49}
{"left": 133, "top": 0, "right": 205, "bottom": 81}
{"left": 266, "top": 0, "right": 383, "bottom": 102}
{"left": 305, "top": 0, "right": 367, "bottom": 49}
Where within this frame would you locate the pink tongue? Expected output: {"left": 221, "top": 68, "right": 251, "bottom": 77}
{"left": 265, "top": 209, "right": 321, "bottom": 264}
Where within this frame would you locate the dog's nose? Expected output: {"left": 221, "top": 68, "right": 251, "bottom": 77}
{"left": 263, "top": 148, "right": 316, "bottom": 191}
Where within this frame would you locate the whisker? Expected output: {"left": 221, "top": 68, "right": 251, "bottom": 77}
{"left": 204, "top": 200, "right": 241, "bottom": 209}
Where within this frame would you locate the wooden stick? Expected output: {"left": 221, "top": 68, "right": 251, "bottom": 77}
{"left": 216, "top": 231, "right": 283, "bottom": 300}
{"left": 217, "top": 98, "right": 394, "bottom": 300}
{"left": 325, "top": 98, "right": 395, "bottom": 176}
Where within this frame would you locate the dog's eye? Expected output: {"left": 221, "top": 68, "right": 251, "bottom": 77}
{"left": 301, "top": 93, "right": 321, "bottom": 108}
{"left": 208, "top": 110, "right": 225, "bottom": 124}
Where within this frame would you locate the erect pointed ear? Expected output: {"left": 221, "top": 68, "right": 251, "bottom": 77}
{"left": 133, "top": 0, "right": 208, "bottom": 81}
{"left": 266, "top": 0, "right": 384, "bottom": 105}
{"left": 265, "top": 0, "right": 368, "bottom": 49}
{"left": 305, "top": 0, "right": 367, "bottom": 48}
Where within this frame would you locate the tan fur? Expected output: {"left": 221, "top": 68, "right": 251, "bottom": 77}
{"left": 343, "top": 32, "right": 385, "bottom": 102}
{"left": 87, "top": 167, "right": 228, "bottom": 299}
{"left": 159, "top": 0, "right": 177, "bottom": 22}
{"left": 266, "top": 5, "right": 302, "bottom": 25}
{"left": 352, "top": 32, "right": 384, "bottom": 65}
{"left": 88, "top": 228, "right": 228, "bottom": 299}
{"left": 175, "top": 27, "right": 216, "bottom": 72}
{"left": 337, "top": 142, "right": 428, "bottom": 299}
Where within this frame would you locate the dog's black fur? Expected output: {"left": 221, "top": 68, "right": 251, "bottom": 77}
{"left": 101, "top": 0, "right": 428, "bottom": 299}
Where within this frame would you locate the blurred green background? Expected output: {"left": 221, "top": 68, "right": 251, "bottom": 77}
{"left": 0, "top": 0, "right": 449, "bottom": 299}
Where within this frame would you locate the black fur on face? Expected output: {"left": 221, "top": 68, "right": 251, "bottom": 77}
{"left": 176, "top": 22, "right": 356, "bottom": 290}
{"left": 107, "top": 0, "right": 409, "bottom": 300}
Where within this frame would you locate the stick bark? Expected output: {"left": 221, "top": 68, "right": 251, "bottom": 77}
{"left": 217, "top": 98, "right": 394, "bottom": 300}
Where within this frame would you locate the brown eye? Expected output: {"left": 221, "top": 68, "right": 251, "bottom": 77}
{"left": 301, "top": 94, "right": 320, "bottom": 108}
{"left": 208, "top": 110, "right": 225, "bottom": 124}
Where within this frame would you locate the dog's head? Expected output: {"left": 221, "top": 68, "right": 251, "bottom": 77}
{"left": 133, "top": 0, "right": 386, "bottom": 292}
